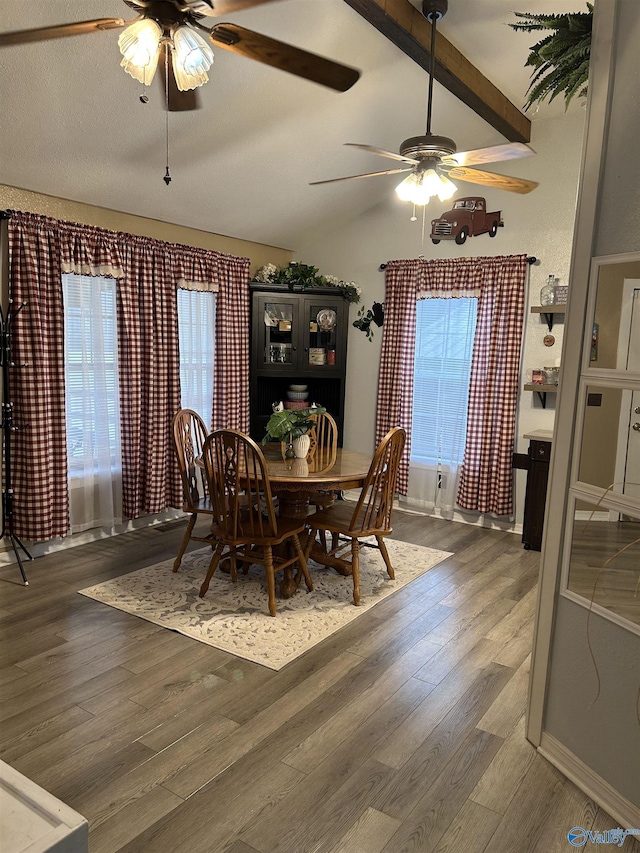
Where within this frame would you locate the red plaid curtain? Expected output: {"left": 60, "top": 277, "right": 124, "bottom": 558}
{"left": 7, "top": 211, "right": 250, "bottom": 540}
{"left": 376, "top": 255, "right": 527, "bottom": 515}
{"left": 7, "top": 214, "right": 71, "bottom": 541}
{"left": 211, "top": 255, "right": 251, "bottom": 433}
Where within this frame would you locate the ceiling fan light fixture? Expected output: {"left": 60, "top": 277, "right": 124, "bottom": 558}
{"left": 395, "top": 173, "right": 420, "bottom": 203}
{"left": 436, "top": 173, "right": 457, "bottom": 202}
{"left": 395, "top": 168, "right": 457, "bottom": 206}
{"left": 118, "top": 18, "right": 162, "bottom": 86}
{"left": 172, "top": 25, "right": 214, "bottom": 91}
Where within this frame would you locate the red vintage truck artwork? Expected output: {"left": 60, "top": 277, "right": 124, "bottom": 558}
{"left": 430, "top": 197, "right": 503, "bottom": 245}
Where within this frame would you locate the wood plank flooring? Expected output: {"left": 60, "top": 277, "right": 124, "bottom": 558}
{"left": 0, "top": 512, "right": 636, "bottom": 853}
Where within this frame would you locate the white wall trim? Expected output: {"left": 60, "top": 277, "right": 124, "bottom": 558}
{"left": 343, "top": 490, "right": 522, "bottom": 535}
{"left": 0, "top": 509, "right": 184, "bottom": 567}
{"left": 539, "top": 732, "right": 640, "bottom": 829}
{"left": 526, "top": 0, "right": 620, "bottom": 746}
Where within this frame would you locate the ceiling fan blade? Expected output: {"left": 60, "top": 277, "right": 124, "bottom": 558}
{"left": 441, "top": 142, "right": 535, "bottom": 168}
{"left": 158, "top": 49, "right": 201, "bottom": 111}
{"left": 310, "top": 167, "right": 413, "bottom": 186}
{"left": 344, "top": 143, "right": 419, "bottom": 165}
{"left": 0, "top": 18, "right": 127, "bottom": 48}
{"left": 445, "top": 166, "right": 538, "bottom": 194}
{"left": 187, "top": 0, "right": 282, "bottom": 16}
{"left": 208, "top": 23, "right": 360, "bottom": 92}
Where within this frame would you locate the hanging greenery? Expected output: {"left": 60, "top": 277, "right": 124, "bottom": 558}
{"left": 509, "top": 4, "right": 592, "bottom": 111}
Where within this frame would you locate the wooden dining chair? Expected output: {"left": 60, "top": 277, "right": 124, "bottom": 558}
{"left": 172, "top": 408, "right": 214, "bottom": 572}
{"left": 200, "top": 429, "right": 313, "bottom": 617}
{"left": 304, "top": 427, "right": 406, "bottom": 606}
{"left": 306, "top": 411, "right": 339, "bottom": 549}
{"left": 307, "top": 412, "right": 338, "bottom": 469}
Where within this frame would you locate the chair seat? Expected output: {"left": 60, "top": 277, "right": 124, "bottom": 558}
{"left": 307, "top": 500, "right": 391, "bottom": 538}
{"left": 212, "top": 512, "right": 306, "bottom": 548}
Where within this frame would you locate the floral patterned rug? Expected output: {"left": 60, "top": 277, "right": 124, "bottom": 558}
{"left": 79, "top": 539, "right": 452, "bottom": 670}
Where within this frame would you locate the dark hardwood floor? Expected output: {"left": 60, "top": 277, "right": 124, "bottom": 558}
{"left": 0, "top": 511, "right": 634, "bottom": 853}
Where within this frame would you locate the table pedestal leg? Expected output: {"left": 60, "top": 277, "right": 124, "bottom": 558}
{"left": 275, "top": 489, "right": 311, "bottom": 599}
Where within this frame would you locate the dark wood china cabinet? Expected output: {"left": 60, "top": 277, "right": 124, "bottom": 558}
{"left": 249, "top": 283, "right": 349, "bottom": 444}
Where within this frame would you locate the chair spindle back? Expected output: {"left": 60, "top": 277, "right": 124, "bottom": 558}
{"left": 203, "top": 429, "right": 279, "bottom": 541}
{"left": 350, "top": 428, "right": 406, "bottom": 534}
{"left": 173, "top": 409, "right": 209, "bottom": 510}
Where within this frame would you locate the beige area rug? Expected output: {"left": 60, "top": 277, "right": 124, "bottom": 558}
{"left": 79, "top": 540, "right": 452, "bottom": 670}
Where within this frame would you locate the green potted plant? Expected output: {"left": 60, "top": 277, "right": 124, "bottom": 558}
{"left": 262, "top": 405, "right": 326, "bottom": 458}
{"left": 509, "top": 5, "right": 592, "bottom": 111}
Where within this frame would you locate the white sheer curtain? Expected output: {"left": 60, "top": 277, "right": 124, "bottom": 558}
{"left": 177, "top": 288, "right": 216, "bottom": 427}
{"left": 63, "top": 274, "right": 123, "bottom": 532}
{"left": 405, "top": 296, "right": 477, "bottom": 516}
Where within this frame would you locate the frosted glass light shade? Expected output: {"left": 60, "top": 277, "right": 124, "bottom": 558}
{"left": 437, "top": 174, "right": 457, "bottom": 202}
{"left": 395, "top": 169, "right": 458, "bottom": 206}
{"left": 118, "top": 19, "right": 162, "bottom": 85}
{"left": 172, "top": 26, "right": 214, "bottom": 91}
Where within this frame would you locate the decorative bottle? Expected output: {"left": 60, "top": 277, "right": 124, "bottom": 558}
{"left": 540, "top": 275, "right": 556, "bottom": 306}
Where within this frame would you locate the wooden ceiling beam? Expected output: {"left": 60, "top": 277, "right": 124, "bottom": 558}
{"left": 342, "top": 0, "right": 531, "bottom": 143}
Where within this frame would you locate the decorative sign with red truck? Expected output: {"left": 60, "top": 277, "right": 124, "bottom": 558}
{"left": 430, "top": 197, "right": 503, "bottom": 245}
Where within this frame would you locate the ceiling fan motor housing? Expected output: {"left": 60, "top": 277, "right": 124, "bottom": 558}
{"left": 400, "top": 134, "right": 457, "bottom": 163}
{"left": 422, "top": 0, "right": 448, "bottom": 22}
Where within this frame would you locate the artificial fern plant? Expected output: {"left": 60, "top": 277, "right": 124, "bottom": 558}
{"left": 510, "top": 4, "right": 592, "bottom": 111}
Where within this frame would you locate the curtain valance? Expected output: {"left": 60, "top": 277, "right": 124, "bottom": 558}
{"left": 7, "top": 210, "right": 245, "bottom": 289}
{"left": 384, "top": 254, "right": 527, "bottom": 299}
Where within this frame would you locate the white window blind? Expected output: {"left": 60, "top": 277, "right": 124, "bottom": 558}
{"left": 411, "top": 297, "right": 477, "bottom": 467}
{"left": 63, "top": 273, "right": 123, "bottom": 532}
{"left": 177, "top": 288, "right": 216, "bottom": 427}
{"left": 63, "top": 274, "right": 121, "bottom": 473}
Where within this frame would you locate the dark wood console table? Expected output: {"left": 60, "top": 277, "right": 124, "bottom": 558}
{"left": 513, "top": 429, "right": 553, "bottom": 551}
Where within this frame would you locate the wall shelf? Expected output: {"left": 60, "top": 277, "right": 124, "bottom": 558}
{"left": 524, "top": 383, "right": 558, "bottom": 408}
{"left": 530, "top": 305, "right": 566, "bottom": 331}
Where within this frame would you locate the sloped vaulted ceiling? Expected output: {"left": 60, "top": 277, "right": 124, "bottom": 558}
{"left": 0, "top": 0, "right": 584, "bottom": 248}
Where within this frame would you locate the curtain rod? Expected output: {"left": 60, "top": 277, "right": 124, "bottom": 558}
{"left": 379, "top": 256, "right": 538, "bottom": 271}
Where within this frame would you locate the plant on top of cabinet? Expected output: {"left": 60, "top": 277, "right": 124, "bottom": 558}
{"left": 254, "top": 262, "right": 361, "bottom": 303}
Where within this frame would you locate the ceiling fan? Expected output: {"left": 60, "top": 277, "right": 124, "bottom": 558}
{"left": 0, "top": 0, "right": 361, "bottom": 111}
{"left": 311, "top": 0, "right": 538, "bottom": 205}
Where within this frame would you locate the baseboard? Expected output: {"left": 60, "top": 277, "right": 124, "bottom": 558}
{"left": 342, "top": 490, "right": 521, "bottom": 536}
{"left": 0, "top": 508, "right": 184, "bottom": 568}
{"left": 539, "top": 732, "right": 640, "bottom": 828}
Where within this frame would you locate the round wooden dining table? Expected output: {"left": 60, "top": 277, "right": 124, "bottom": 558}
{"left": 263, "top": 447, "right": 371, "bottom": 518}
{"left": 261, "top": 447, "right": 372, "bottom": 597}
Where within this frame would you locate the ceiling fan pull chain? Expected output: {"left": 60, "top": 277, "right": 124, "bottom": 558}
{"left": 411, "top": 203, "right": 417, "bottom": 222}
{"left": 164, "top": 45, "right": 172, "bottom": 186}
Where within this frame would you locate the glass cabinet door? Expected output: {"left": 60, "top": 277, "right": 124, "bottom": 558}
{"left": 259, "top": 298, "right": 297, "bottom": 368}
{"left": 304, "top": 299, "right": 341, "bottom": 369}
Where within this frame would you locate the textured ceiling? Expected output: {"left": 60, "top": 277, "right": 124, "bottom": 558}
{"left": 0, "top": 0, "right": 586, "bottom": 248}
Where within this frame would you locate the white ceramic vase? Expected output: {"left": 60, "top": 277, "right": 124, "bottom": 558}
{"left": 292, "top": 434, "right": 311, "bottom": 459}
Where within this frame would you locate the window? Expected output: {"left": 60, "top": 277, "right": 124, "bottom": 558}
{"left": 176, "top": 288, "right": 216, "bottom": 427}
{"left": 63, "top": 274, "right": 121, "bottom": 474}
{"left": 411, "top": 297, "right": 477, "bottom": 467}
{"left": 63, "top": 276, "right": 216, "bottom": 532}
